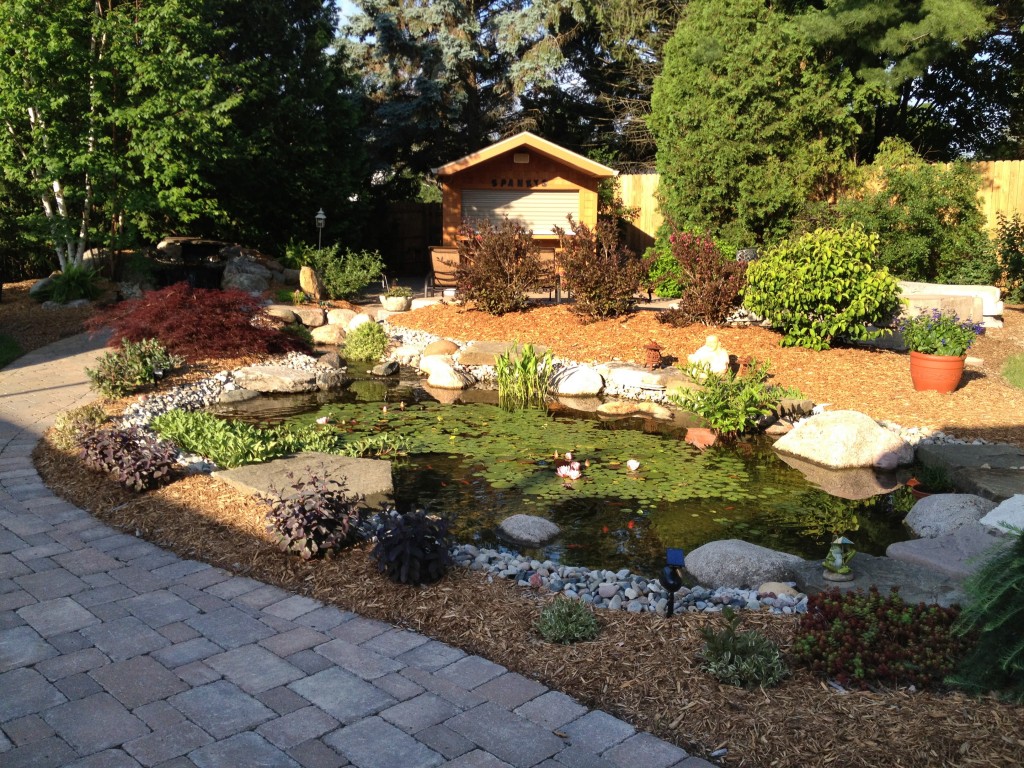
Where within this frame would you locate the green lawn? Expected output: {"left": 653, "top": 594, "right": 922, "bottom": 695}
{"left": 0, "top": 334, "right": 23, "bottom": 369}
{"left": 1002, "top": 353, "right": 1024, "bottom": 389}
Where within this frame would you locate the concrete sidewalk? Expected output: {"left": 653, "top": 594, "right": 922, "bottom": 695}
{"left": 0, "top": 335, "right": 712, "bottom": 768}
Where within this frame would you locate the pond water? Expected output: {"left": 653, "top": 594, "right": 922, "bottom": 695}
{"left": 211, "top": 368, "right": 913, "bottom": 576}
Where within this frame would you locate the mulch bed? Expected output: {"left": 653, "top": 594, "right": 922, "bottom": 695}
{"left": 19, "top": 294, "right": 1024, "bottom": 766}
{"left": 0, "top": 279, "right": 98, "bottom": 354}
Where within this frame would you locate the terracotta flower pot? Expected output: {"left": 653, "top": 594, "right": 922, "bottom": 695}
{"left": 909, "top": 351, "right": 965, "bottom": 393}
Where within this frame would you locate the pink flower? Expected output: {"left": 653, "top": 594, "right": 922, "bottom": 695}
{"left": 556, "top": 465, "right": 582, "bottom": 481}
{"left": 315, "top": 416, "right": 329, "bottom": 425}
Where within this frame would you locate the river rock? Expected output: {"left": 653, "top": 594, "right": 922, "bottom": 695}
{"left": 348, "top": 313, "right": 373, "bottom": 332}
{"left": 327, "top": 308, "right": 357, "bottom": 326}
{"left": 318, "top": 351, "right": 343, "bottom": 368}
{"left": 905, "top": 494, "right": 997, "bottom": 538}
{"left": 371, "top": 361, "right": 399, "bottom": 377}
{"left": 315, "top": 368, "right": 348, "bottom": 391}
{"left": 428, "top": 363, "right": 476, "bottom": 390}
{"left": 758, "top": 582, "right": 800, "bottom": 598}
{"left": 222, "top": 258, "right": 272, "bottom": 293}
{"left": 265, "top": 304, "right": 298, "bottom": 323}
{"left": 497, "top": 514, "right": 560, "bottom": 546}
{"left": 232, "top": 365, "right": 318, "bottom": 393}
{"left": 310, "top": 324, "right": 347, "bottom": 345}
{"left": 423, "top": 339, "right": 459, "bottom": 356}
{"left": 978, "top": 494, "right": 1024, "bottom": 533}
{"left": 686, "top": 540, "right": 804, "bottom": 589}
{"left": 635, "top": 402, "right": 673, "bottom": 420}
{"left": 389, "top": 345, "right": 420, "bottom": 366}
{"left": 299, "top": 266, "right": 325, "bottom": 301}
{"left": 551, "top": 365, "right": 604, "bottom": 397}
{"left": 292, "top": 306, "right": 327, "bottom": 327}
{"left": 773, "top": 410, "right": 914, "bottom": 469}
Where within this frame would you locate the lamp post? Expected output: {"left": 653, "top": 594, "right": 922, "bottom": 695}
{"left": 315, "top": 208, "right": 326, "bottom": 251}
{"left": 662, "top": 548, "right": 685, "bottom": 617}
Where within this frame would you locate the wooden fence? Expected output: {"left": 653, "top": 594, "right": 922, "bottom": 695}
{"left": 618, "top": 160, "right": 1024, "bottom": 252}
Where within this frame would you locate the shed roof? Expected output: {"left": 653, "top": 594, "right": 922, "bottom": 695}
{"left": 432, "top": 132, "right": 617, "bottom": 178}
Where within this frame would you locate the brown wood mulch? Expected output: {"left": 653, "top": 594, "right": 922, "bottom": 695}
{"left": 0, "top": 279, "right": 98, "bottom": 354}
{"left": 18, "top": 293, "right": 1024, "bottom": 767}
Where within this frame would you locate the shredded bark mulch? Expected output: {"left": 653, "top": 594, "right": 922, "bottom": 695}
{"left": 0, "top": 279, "right": 98, "bottom": 354}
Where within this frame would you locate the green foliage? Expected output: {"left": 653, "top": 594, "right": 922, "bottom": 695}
{"left": 86, "top": 338, "right": 184, "bottom": 399}
{"left": 838, "top": 139, "right": 997, "bottom": 284}
{"left": 793, "top": 587, "right": 964, "bottom": 690}
{"left": 699, "top": 608, "right": 788, "bottom": 688}
{"left": 911, "top": 464, "right": 953, "bottom": 494}
{"left": 263, "top": 472, "right": 365, "bottom": 560}
{"left": 650, "top": 0, "right": 857, "bottom": 246}
{"left": 372, "top": 510, "right": 452, "bottom": 585}
{"left": 343, "top": 432, "right": 411, "bottom": 458}
{"left": 0, "top": 334, "right": 23, "bottom": 369}
{"left": 344, "top": 322, "right": 389, "bottom": 362}
{"left": 657, "top": 231, "right": 746, "bottom": 326}
{"left": 1001, "top": 353, "right": 1024, "bottom": 390}
{"left": 554, "top": 217, "right": 648, "bottom": 319}
{"left": 897, "top": 309, "right": 982, "bottom": 357}
{"left": 51, "top": 405, "right": 108, "bottom": 451}
{"left": 668, "top": 361, "right": 797, "bottom": 437}
{"left": 297, "top": 244, "right": 385, "bottom": 300}
{"left": 283, "top": 323, "right": 313, "bottom": 347}
{"left": 536, "top": 598, "right": 600, "bottom": 644}
{"left": 994, "top": 212, "right": 1024, "bottom": 302}
{"left": 273, "top": 288, "right": 305, "bottom": 305}
{"left": 382, "top": 284, "right": 414, "bottom": 298}
{"left": 80, "top": 427, "right": 179, "bottom": 492}
{"left": 744, "top": 226, "right": 902, "bottom": 350}
{"left": 495, "top": 344, "right": 552, "bottom": 411}
{"left": 34, "top": 265, "right": 102, "bottom": 304}
{"left": 455, "top": 219, "right": 544, "bottom": 315}
{"left": 950, "top": 529, "right": 1024, "bottom": 702}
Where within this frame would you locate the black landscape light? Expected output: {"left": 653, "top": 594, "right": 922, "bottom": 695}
{"left": 662, "top": 547, "right": 685, "bottom": 617}
{"left": 315, "top": 208, "right": 326, "bottom": 251}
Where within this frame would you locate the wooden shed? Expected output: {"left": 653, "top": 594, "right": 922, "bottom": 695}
{"left": 431, "top": 132, "right": 617, "bottom": 248}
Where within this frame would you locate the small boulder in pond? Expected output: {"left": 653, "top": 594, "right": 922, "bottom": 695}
{"left": 773, "top": 410, "right": 913, "bottom": 469}
{"left": 686, "top": 539, "right": 804, "bottom": 589}
{"left": 905, "top": 494, "right": 997, "bottom": 538}
{"left": 498, "top": 514, "right": 560, "bottom": 547}
{"left": 371, "top": 361, "right": 400, "bottom": 377}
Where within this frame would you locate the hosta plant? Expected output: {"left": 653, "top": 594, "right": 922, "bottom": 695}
{"left": 372, "top": 509, "right": 451, "bottom": 585}
{"left": 263, "top": 472, "right": 365, "bottom": 560}
{"left": 700, "top": 608, "right": 788, "bottom": 688}
{"left": 79, "top": 427, "right": 179, "bottom": 491}
{"left": 536, "top": 597, "right": 600, "bottom": 644}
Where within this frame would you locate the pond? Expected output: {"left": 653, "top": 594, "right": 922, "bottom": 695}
{"left": 211, "top": 368, "right": 913, "bottom": 577}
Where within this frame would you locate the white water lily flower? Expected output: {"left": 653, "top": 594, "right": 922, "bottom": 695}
{"left": 626, "top": 459, "right": 640, "bottom": 472}
{"left": 315, "top": 416, "right": 329, "bottom": 425}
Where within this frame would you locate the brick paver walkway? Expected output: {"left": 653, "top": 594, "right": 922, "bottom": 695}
{"left": 0, "top": 334, "right": 712, "bottom": 768}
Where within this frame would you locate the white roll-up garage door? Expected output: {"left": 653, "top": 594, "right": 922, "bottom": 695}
{"left": 461, "top": 190, "right": 578, "bottom": 235}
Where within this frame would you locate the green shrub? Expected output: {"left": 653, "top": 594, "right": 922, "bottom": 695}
{"left": 700, "top": 608, "right": 788, "bottom": 688}
{"left": 372, "top": 510, "right": 451, "bottom": 585}
{"left": 1002, "top": 353, "right": 1024, "bottom": 390}
{"left": 536, "top": 598, "right": 600, "bottom": 644}
{"left": 382, "top": 284, "right": 414, "bottom": 298}
{"left": 283, "top": 323, "right": 313, "bottom": 347}
{"left": 554, "top": 217, "right": 648, "bottom": 319}
{"left": 80, "top": 427, "right": 179, "bottom": 492}
{"left": 455, "top": 219, "right": 544, "bottom": 315}
{"left": 495, "top": 343, "right": 551, "bottom": 411}
{"left": 34, "top": 264, "right": 102, "bottom": 304}
{"left": 343, "top": 322, "right": 389, "bottom": 362}
{"left": 792, "top": 587, "right": 964, "bottom": 690}
{"left": 86, "top": 338, "right": 184, "bottom": 399}
{"left": 667, "top": 360, "right": 797, "bottom": 437}
{"left": 263, "top": 472, "right": 365, "bottom": 560}
{"left": 994, "top": 212, "right": 1024, "bottom": 302}
{"left": 0, "top": 334, "right": 23, "bottom": 369}
{"left": 949, "top": 528, "right": 1024, "bottom": 702}
{"left": 839, "top": 138, "right": 997, "bottom": 284}
{"left": 744, "top": 226, "right": 902, "bottom": 350}
{"left": 51, "top": 405, "right": 108, "bottom": 450}
{"left": 657, "top": 231, "right": 746, "bottom": 326}
{"left": 287, "top": 242, "right": 385, "bottom": 300}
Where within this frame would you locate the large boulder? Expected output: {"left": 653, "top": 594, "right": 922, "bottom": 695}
{"left": 222, "top": 258, "right": 272, "bottom": 293}
{"left": 423, "top": 339, "right": 460, "bottom": 357}
{"left": 265, "top": 304, "right": 298, "bottom": 324}
{"left": 685, "top": 540, "right": 804, "bottom": 589}
{"left": 905, "top": 494, "right": 997, "bottom": 538}
{"left": 232, "top": 365, "right": 318, "bottom": 393}
{"left": 551, "top": 365, "right": 604, "bottom": 397}
{"left": 292, "top": 306, "right": 327, "bottom": 328}
{"left": 348, "top": 313, "right": 373, "bottom": 332}
{"left": 427, "top": 362, "right": 476, "bottom": 390}
{"left": 299, "top": 266, "right": 324, "bottom": 302}
{"left": 773, "top": 410, "right": 913, "bottom": 469}
{"left": 886, "top": 524, "right": 1007, "bottom": 579}
{"left": 327, "top": 307, "right": 357, "bottom": 326}
{"left": 497, "top": 514, "right": 560, "bottom": 547}
{"left": 979, "top": 494, "right": 1024, "bottom": 533}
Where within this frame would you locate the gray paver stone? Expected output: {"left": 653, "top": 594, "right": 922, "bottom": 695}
{"left": 324, "top": 716, "right": 442, "bottom": 768}
{"left": 43, "top": 692, "right": 149, "bottom": 754}
{"left": 474, "top": 673, "right": 547, "bottom": 710}
{"left": 52, "top": 549, "right": 123, "bottom": 576}
{"left": 286, "top": 649, "right": 334, "bottom": 675}
{"left": 371, "top": 672, "right": 424, "bottom": 702}
{"left": 90, "top": 656, "right": 188, "bottom": 709}
{"left": 123, "top": 721, "right": 213, "bottom": 766}
{"left": 548, "top": 744, "right": 616, "bottom": 768}
{"left": 327, "top": 616, "right": 390, "bottom": 644}
{"left": 562, "top": 711, "right": 635, "bottom": 754}
{"left": 185, "top": 607, "right": 274, "bottom": 649}
{"left": 35, "top": 647, "right": 109, "bottom": 681}
{"left": 415, "top": 723, "right": 476, "bottom": 759}
{"left": 204, "top": 576, "right": 263, "bottom": 600}
{"left": 289, "top": 668, "right": 396, "bottom": 724}
{"left": 204, "top": 644, "right": 303, "bottom": 694}
{"left": 313, "top": 639, "right": 403, "bottom": 680}
{"left": 149, "top": 561, "right": 208, "bottom": 583}
{"left": 1, "top": 734, "right": 78, "bottom": 768}
{"left": 257, "top": 706, "right": 339, "bottom": 749}
{"left": 0, "top": 625, "right": 58, "bottom": 671}
{"left": 446, "top": 702, "right": 566, "bottom": 767}
{"left": 259, "top": 627, "right": 329, "bottom": 657}
{"left": 602, "top": 733, "right": 688, "bottom": 768}
{"left": 399, "top": 666, "right": 486, "bottom": 710}
{"left": 444, "top": 750, "right": 514, "bottom": 767}
{"left": 395, "top": 639, "right": 466, "bottom": 672}
{"left": 436, "top": 656, "right": 506, "bottom": 690}
{"left": 0, "top": 554, "right": 32, "bottom": 580}
{"left": 150, "top": 638, "right": 223, "bottom": 669}
{"left": 286, "top": 738, "right": 349, "bottom": 768}
{"left": 66, "top": 748, "right": 144, "bottom": 767}
{"left": 82, "top": 617, "right": 170, "bottom": 662}
{"left": 18, "top": 597, "right": 99, "bottom": 637}
{"left": 0, "top": 667, "right": 67, "bottom": 722}
{"left": 133, "top": 701, "right": 186, "bottom": 731}
{"left": 55, "top": 672, "right": 104, "bottom": 701}
{"left": 158, "top": 622, "right": 201, "bottom": 644}
{"left": 119, "top": 591, "right": 199, "bottom": 628}
{"left": 263, "top": 595, "right": 321, "bottom": 621}
{"left": 15, "top": 568, "right": 87, "bottom": 600}
{"left": 3, "top": 713, "right": 55, "bottom": 745}
{"left": 190, "top": 731, "right": 299, "bottom": 768}
{"left": 234, "top": 585, "right": 291, "bottom": 611}
{"left": 380, "top": 693, "right": 461, "bottom": 734}
{"left": 171, "top": 660, "right": 221, "bottom": 688}
{"left": 168, "top": 681, "right": 275, "bottom": 739}
{"left": 258, "top": 686, "right": 315, "bottom": 716}
{"left": 360, "top": 629, "right": 429, "bottom": 658}
{"left": 293, "top": 605, "right": 351, "bottom": 633}
{"left": 76, "top": 585, "right": 138, "bottom": 608}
